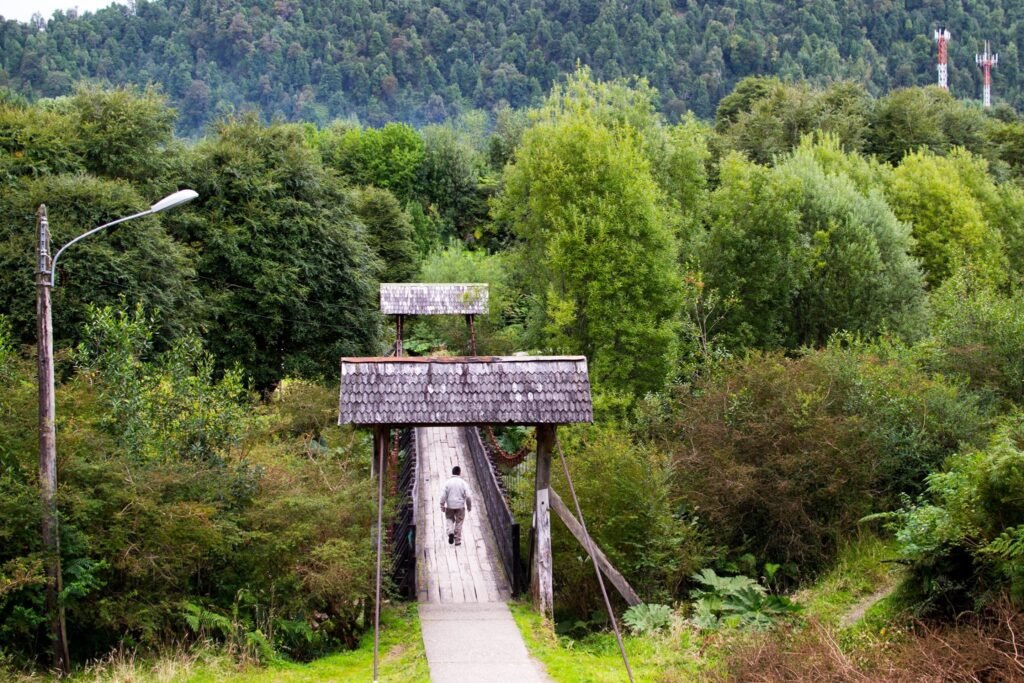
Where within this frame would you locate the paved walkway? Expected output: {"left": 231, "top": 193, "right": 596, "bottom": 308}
{"left": 419, "top": 603, "right": 550, "bottom": 683}
{"left": 415, "top": 426, "right": 550, "bottom": 683}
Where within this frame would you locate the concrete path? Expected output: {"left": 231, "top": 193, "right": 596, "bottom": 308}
{"left": 419, "top": 602, "right": 551, "bottom": 683}
{"left": 415, "top": 426, "right": 551, "bottom": 682}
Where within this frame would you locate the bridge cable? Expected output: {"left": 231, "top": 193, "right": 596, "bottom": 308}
{"left": 555, "top": 438, "right": 635, "bottom": 683}
{"left": 373, "top": 436, "right": 385, "bottom": 683}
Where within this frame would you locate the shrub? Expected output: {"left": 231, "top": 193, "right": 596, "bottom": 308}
{"left": 895, "top": 413, "right": 1024, "bottom": 614}
{"left": 659, "top": 343, "right": 984, "bottom": 582}
{"left": 665, "top": 352, "right": 878, "bottom": 577}
{"left": 0, "top": 307, "right": 379, "bottom": 666}
{"left": 689, "top": 569, "right": 801, "bottom": 631}
{"left": 812, "top": 337, "right": 988, "bottom": 502}
{"left": 717, "top": 600, "right": 1024, "bottom": 682}
{"left": 509, "top": 424, "right": 710, "bottom": 618}
{"left": 622, "top": 603, "right": 673, "bottom": 635}
{"left": 929, "top": 270, "right": 1024, "bottom": 406}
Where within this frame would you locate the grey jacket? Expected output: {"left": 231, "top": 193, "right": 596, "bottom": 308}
{"left": 441, "top": 476, "right": 472, "bottom": 511}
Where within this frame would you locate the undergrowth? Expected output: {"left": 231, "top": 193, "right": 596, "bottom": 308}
{"left": 3, "top": 603, "right": 427, "bottom": 682}
{"left": 510, "top": 602, "right": 707, "bottom": 682}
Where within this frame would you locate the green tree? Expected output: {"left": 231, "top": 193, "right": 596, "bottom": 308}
{"left": 66, "top": 85, "right": 177, "bottom": 182}
{"left": 497, "top": 74, "right": 682, "bottom": 397}
{"left": 866, "top": 87, "right": 995, "bottom": 166}
{"left": 0, "top": 173, "right": 198, "bottom": 349}
{"left": 702, "top": 139, "right": 927, "bottom": 349}
{"left": 352, "top": 186, "right": 419, "bottom": 283}
{"left": 715, "top": 78, "right": 872, "bottom": 164}
{"left": 177, "top": 117, "right": 381, "bottom": 391}
{"left": 317, "top": 121, "right": 425, "bottom": 205}
{"left": 886, "top": 148, "right": 1006, "bottom": 287}
{"left": 418, "top": 123, "right": 491, "bottom": 243}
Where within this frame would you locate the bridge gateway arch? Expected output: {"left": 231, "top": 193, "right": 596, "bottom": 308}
{"left": 339, "top": 284, "right": 636, "bottom": 681}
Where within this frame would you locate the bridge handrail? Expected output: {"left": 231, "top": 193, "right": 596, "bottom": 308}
{"left": 391, "top": 428, "right": 416, "bottom": 599}
{"left": 464, "top": 426, "right": 523, "bottom": 594}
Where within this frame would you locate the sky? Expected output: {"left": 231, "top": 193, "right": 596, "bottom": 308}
{"left": 0, "top": 0, "right": 124, "bottom": 24}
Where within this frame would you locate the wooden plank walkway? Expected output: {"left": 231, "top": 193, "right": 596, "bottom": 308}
{"left": 415, "top": 426, "right": 550, "bottom": 682}
{"left": 415, "top": 426, "right": 511, "bottom": 604}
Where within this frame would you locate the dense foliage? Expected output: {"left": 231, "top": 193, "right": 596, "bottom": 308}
{"left": 3, "top": 0, "right": 1024, "bottom": 133}
{"left": 178, "top": 117, "right": 382, "bottom": 391}
{"left": 7, "top": 63, "right": 1024, "bottom": 676}
{"left": 0, "top": 310, "right": 380, "bottom": 666}
{"left": 651, "top": 345, "right": 984, "bottom": 579}
{"left": 497, "top": 71, "right": 684, "bottom": 396}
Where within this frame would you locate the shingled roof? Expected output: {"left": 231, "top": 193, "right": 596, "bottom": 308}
{"left": 339, "top": 356, "right": 592, "bottom": 425}
{"left": 380, "top": 283, "right": 489, "bottom": 315}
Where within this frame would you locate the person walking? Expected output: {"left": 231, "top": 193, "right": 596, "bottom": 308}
{"left": 440, "top": 465, "right": 472, "bottom": 546}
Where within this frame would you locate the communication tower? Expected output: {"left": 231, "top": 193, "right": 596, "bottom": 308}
{"left": 935, "top": 26, "right": 951, "bottom": 90}
{"left": 976, "top": 41, "right": 998, "bottom": 107}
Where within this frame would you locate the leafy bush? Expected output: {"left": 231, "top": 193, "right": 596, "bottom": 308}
{"left": 930, "top": 270, "right": 1024, "bottom": 406}
{"left": 665, "top": 352, "right": 878, "bottom": 577}
{"left": 895, "top": 413, "right": 1024, "bottom": 613}
{"left": 0, "top": 307, "right": 379, "bottom": 667}
{"left": 509, "top": 424, "right": 710, "bottom": 618}
{"left": 689, "top": 568, "right": 801, "bottom": 631}
{"left": 659, "top": 344, "right": 983, "bottom": 581}
{"left": 622, "top": 603, "right": 673, "bottom": 635}
{"left": 812, "top": 337, "right": 988, "bottom": 502}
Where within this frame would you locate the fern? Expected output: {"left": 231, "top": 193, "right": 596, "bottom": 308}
{"left": 984, "top": 526, "right": 1024, "bottom": 560}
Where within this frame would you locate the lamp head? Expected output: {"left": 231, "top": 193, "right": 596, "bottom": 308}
{"left": 150, "top": 189, "right": 198, "bottom": 214}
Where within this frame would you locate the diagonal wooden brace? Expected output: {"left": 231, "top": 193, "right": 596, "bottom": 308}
{"left": 549, "top": 488, "right": 641, "bottom": 607}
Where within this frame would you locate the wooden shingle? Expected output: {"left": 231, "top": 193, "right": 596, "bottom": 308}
{"left": 338, "top": 356, "right": 592, "bottom": 425}
{"left": 380, "top": 283, "right": 489, "bottom": 315}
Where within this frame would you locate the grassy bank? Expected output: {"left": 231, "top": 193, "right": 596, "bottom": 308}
{"left": 510, "top": 603, "right": 708, "bottom": 682}
{"left": 509, "top": 533, "right": 906, "bottom": 682}
{"left": 10, "top": 604, "right": 429, "bottom": 683}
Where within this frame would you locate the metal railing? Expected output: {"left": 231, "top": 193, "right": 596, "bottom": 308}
{"left": 464, "top": 426, "right": 526, "bottom": 595}
{"left": 391, "top": 428, "right": 416, "bottom": 599}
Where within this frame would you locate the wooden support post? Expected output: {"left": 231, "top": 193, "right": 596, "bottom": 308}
{"left": 371, "top": 425, "right": 390, "bottom": 479}
{"left": 395, "top": 315, "right": 404, "bottom": 357}
{"left": 465, "top": 314, "right": 477, "bottom": 355}
{"left": 531, "top": 424, "right": 555, "bottom": 620}
{"left": 549, "top": 489, "right": 641, "bottom": 606}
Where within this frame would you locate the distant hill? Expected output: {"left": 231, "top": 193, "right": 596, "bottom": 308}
{"left": 1, "top": 0, "right": 1021, "bottom": 133}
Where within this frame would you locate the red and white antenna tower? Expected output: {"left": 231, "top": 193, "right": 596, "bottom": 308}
{"left": 935, "top": 25, "right": 951, "bottom": 90}
{"left": 976, "top": 41, "right": 998, "bottom": 107}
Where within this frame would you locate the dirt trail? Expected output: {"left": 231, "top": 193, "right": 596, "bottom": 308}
{"left": 840, "top": 584, "right": 894, "bottom": 628}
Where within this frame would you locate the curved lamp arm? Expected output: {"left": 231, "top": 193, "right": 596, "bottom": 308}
{"left": 49, "top": 189, "right": 197, "bottom": 286}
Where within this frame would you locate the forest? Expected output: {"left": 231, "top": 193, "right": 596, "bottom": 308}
{"left": 2, "top": 0, "right": 1024, "bottom": 133}
{"left": 5, "top": 69, "right": 1024, "bottom": 679}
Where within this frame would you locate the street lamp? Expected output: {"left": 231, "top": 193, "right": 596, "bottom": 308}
{"left": 35, "top": 189, "right": 198, "bottom": 674}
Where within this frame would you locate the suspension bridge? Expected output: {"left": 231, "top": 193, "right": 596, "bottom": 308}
{"left": 338, "top": 284, "right": 638, "bottom": 682}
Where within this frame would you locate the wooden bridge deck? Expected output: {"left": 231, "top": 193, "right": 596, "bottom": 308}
{"left": 415, "top": 426, "right": 511, "bottom": 604}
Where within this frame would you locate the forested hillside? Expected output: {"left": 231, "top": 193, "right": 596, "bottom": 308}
{"left": 4, "top": 72, "right": 1024, "bottom": 679}
{"left": 2, "top": 0, "right": 1023, "bottom": 134}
